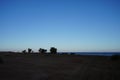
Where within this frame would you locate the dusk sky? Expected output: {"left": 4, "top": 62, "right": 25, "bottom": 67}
{"left": 0, "top": 0, "right": 120, "bottom": 52}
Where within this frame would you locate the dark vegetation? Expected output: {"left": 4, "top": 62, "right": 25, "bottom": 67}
{"left": 70, "top": 53, "right": 75, "bottom": 55}
{"left": 38, "top": 48, "right": 47, "bottom": 54}
{"left": 21, "top": 47, "right": 57, "bottom": 54}
{"left": 50, "top": 47, "right": 57, "bottom": 54}
{"left": 28, "top": 48, "right": 32, "bottom": 53}
{"left": 22, "top": 50, "right": 26, "bottom": 53}
{"left": 110, "top": 54, "right": 120, "bottom": 61}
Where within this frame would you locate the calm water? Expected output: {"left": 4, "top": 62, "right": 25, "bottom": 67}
{"left": 59, "top": 52, "right": 120, "bottom": 56}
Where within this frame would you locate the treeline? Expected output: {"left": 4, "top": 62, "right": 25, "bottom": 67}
{"left": 22, "top": 47, "right": 57, "bottom": 54}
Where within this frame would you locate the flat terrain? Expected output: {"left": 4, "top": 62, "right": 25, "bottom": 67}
{"left": 0, "top": 53, "right": 120, "bottom": 80}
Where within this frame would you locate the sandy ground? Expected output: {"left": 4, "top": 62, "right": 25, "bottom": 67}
{"left": 0, "top": 53, "right": 120, "bottom": 80}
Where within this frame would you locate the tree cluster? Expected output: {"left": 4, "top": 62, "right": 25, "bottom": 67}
{"left": 22, "top": 47, "right": 57, "bottom": 54}
{"left": 38, "top": 48, "right": 47, "bottom": 54}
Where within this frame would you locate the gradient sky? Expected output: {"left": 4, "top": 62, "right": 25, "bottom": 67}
{"left": 0, "top": 0, "right": 120, "bottom": 52}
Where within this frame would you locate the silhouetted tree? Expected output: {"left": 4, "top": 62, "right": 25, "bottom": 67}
{"left": 22, "top": 50, "right": 26, "bottom": 53}
{"left": 38, "top": 48, "right": 42, "bottom": 53}
{"left": 28, "top": 48, "right": 32, "bottom": 53}
{"left": 50, "top": 47, "right": 57, "bottom": 54}
{"left": 38, "top": 48, "right": 47, "bottom": 54}
{"left": 43, "top": 49, "right": 47, "bottom": 53}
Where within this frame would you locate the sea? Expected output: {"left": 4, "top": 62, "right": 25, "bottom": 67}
{"left": 58, "top": 52, "right": 120, "bottom": 56}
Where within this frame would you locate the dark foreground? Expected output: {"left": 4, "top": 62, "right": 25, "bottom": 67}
{"left": 0, "top": 53, "right": 120, "bottom": 80}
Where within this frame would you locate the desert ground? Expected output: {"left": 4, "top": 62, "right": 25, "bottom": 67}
{"left": 0, "top": 52, "right": 120, "bottom": 80}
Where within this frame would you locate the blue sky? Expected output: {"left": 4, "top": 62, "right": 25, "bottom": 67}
{"left": 0, "top": 0, "right": 120, "bottom": 52}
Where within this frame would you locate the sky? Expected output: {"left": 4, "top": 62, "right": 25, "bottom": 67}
{"left": 0, "top": 0, "right": 120, "bottom": 52}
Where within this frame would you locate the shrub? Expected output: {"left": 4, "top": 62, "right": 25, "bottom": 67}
{"left": 70, "top": 53, "right": 75, "bottom": 55}
{"left": 22, "top": 50, "right": 26, "bottom": 54}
